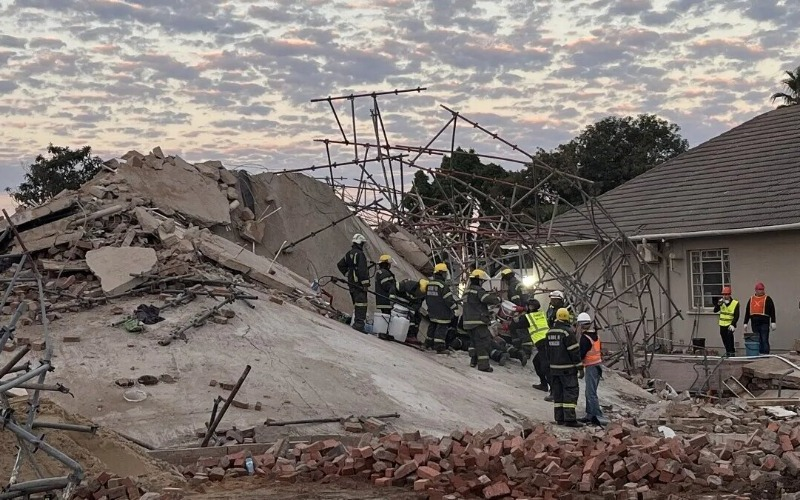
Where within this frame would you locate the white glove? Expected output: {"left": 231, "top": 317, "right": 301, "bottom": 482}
{"left": 743, "top": 324, "right": 749, "bottom": 334}
{"left": 727, "top": 325, "right": 735, "bottom": 333}
{"left": 771, "top": 323, "right": 777, "bottom": 331}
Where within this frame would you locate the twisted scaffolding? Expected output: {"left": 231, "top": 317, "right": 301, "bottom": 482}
{"left": 277, "top": 88, "right": 683, "bottom": 375}
{"left": 0, "top": 210, "right": 84, "bottom": 499}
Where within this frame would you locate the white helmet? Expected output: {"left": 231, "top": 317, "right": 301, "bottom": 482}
{"left": 352, "top": 233, "right": 367, "bottom": 245}
{"left": 549, "top": 290, "right": 565, "bottom": 299}
{"left": 577, "top": 312, "right": 592, "bottom": 324}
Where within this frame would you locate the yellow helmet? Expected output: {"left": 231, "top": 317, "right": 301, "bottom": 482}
{"left": 556, "top": 308, "right": 570, "bottom": 321}
{"left": 379, "top": 254, "right": 392, "bottom": 263}
{"left": 469, "top": 269, "right": 490, "bottom": 280}
{"left": 418, "top": 279, "right": 429, "bottom": 293}
{"left": 500, "top": 268, "right": 513, "bottom": 276}
{"left": 433, "top": 263, "right": 448, "bottom": 274}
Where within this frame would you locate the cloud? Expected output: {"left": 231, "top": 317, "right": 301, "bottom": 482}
{"left": 0, "top": 35, "right": 26, "bottom": 48}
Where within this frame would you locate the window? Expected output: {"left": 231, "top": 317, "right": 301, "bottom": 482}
{"left": 622, "top": 259, "right": 636, "bottom": 289}
{"left": 690, "top": 249, "right": 731, "bottom": 309}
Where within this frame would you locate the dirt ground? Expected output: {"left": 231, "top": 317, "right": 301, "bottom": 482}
{"left": 185, "top": 478, "right": 419, "bottom": 499}
{"left": 0, "top": 400, "right": 179, "bottom": 489}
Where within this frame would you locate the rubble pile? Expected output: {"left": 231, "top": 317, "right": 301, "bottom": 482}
{"left": 71, "top": 471, "right": 151, "bottom": 500}
{"left": 174, "top": 401, "right": 800, "bottom": 500}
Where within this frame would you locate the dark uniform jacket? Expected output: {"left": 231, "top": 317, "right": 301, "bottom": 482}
{"left": 546, "top": 320, "right": 582, "bottom": 375}
{"left": 337, "top": 244, "right": 370, "bottom": 287}
{"left": 396, "top": 279, "right": 425, "bottom": 308}
{"left": 426, "top": 274, "right": 457, "bottom": 323}
{"left": 374, "top": 267, "right": 397, "bottom": 311}
{"left": 505, "top": 276, "right": 526, "bottom": 306}
{"left": 462, "top": 284, "right": 502, "bottom": 329}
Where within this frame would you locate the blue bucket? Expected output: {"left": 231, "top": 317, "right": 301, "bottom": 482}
{"left": 744, "top": 341, "right": 760, "bottom": 357}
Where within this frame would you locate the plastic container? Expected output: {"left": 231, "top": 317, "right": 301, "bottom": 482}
{"left": 391, "top": 303, "right": 411, "bottom": 318}
{"left": 372, "top": 313, "right": 391, "bottom": 335}
{"left": 745, "top": 341, "right": 760, "bottom": 357}
{"left": 497, "top": 301, "right": 519, "bottom": 321}
{"left": 388, "top": 316, "right": 411, "bottom": 343}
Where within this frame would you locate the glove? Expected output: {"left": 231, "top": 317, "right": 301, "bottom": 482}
{"left": 501, "top": 322, "right": 509, "bottom": 332}
{"left": 727, "top": 325, "right": 735, "bottom": 333}
{"left": 578, "top": 368, "right": 585, "bottom": 380}
{"left": 743, "top": 324, "right": 749, "bottom": 334}
{"left": 771, "top": 323, "right": 777, "bottom": 331}
{"left": 514, "top": 306, "right": 526, "bottom": 313}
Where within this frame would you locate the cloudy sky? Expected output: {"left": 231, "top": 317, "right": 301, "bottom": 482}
{"left": 0, "top": 0, "right": 797, "bottom": 210}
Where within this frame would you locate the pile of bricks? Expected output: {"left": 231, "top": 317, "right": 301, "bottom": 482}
{"left": 71, "top": 471, "right": 148, "bottom": 500}
{"left": 177, "top": 416, "right": 800, "bottom": 499}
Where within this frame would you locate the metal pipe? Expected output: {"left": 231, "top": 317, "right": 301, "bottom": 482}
{"left": 264, "top": 412, "right": 400, "bottom": 427}
{"left": 0, "top": 477, "right": 70, "bottom": 499}
{"left": 31, "top": 421, "right": 97, "bottom": 433}
{"left": 0, "top": 363, "right": 49, "bottom": 392}
{"left": 0, "top": 302, "right": 28, "bottom": 350}
{"left": 0, "top": 345, "right": 30, "bottom": 378}
{"left": 201, "top": 365, "right": 251, "bottom": 447}
{"left": 309, "top": 86, "right": 426, "bottom": 102}
{"left": 5, "top": 361, "right": 30, "bottom": 374}
{"left": 4, "top": 419, "right": 84, "bottom": 473}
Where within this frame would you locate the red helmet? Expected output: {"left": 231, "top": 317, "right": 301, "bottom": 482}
{"left": 721, "top": 286, "right": 732, "bottom": 295}
{"left": 755, "top": 282, "right": 765, "bottom": 291}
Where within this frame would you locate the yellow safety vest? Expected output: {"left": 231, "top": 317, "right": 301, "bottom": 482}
{"left": 718, "top": 299, "right": 738, "bottom": 327}
{"left": 526, "top": 311, "right": 549, "bottom": 343}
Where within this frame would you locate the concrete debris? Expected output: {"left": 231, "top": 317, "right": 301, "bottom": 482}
{"left": 72, "top": 471, "right": 149, "bottom": 500}
{"left": 86, "top": 247, "right": 158, "bottom": 294}
{"left": 376, "top": 221, "right": 433, "bottom": 274}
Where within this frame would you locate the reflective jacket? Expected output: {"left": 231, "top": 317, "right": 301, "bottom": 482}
{"left": 505, "top": 276, "right": 526, "bottom": 306}
{"left": 581, "top": 332, "right": 602, "bottom": 367}
{"left": 462, "top": 284, "right": 501, "bottom": 330}
{"left": 526, "top": 311, "right": 549, "bottom": 343}
{"left": 718, "top": 299, "right": 739, "bottom": 327}
{"left": 426, "top": 274, "right": 458, "bottom": 323}
{"left": 336, "top": 244, "right": 369, "bottom": 287}
{"left": 546, "top": 321, "right": 582, "bottom": 375}
{"left": 374, "top": 267, "right": 397, "bottom": 312}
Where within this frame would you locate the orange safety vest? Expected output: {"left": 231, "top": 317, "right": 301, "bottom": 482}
{"left": 583, "top": 334, "right": 602, "bottom": 367}
{"left": 749, "top": 295, "right": 769, "bottom": 316}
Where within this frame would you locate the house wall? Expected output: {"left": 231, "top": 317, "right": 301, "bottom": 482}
{"left": 542, "top": 231, "right": 800, "bottom": 353}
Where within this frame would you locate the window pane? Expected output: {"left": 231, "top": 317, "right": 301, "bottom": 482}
{"left": 702, "top": 250, "right": 720, "bottom": 259}
{"left": 704, "top": 262, "right": 722, "bottom": 273}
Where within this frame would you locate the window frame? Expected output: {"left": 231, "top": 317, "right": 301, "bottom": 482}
{"left": 689, "top": 248, "right": 731, "bottom": 311}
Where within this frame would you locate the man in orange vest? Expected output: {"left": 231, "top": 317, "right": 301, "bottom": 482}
{"left": 743, "top": 282, "right": 777, "bottom": 354}
{"left": 577, "top": 312, "right": 605, "bottom": 427}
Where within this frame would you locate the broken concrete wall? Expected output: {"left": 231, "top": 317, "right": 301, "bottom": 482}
{"left": 376, "top": 221, "right": 433, "bottom": 274}
{"left": 221, "top": 172, "right": 424, "bottom": 313}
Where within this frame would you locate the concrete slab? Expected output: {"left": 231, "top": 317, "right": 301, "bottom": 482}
{"left": 86, "top": 246, "right": 158, "bottom": 294}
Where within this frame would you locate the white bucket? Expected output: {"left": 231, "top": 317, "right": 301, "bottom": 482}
{"left": 497, "top": 301, "right": 518, "bottom": 321}
{"left": 391, "top": 304, "right": 410, "bottom": 318}
{"left": 373, "top": 313, "right": 391, "bottom": 335}
{"left": 388, "top": 316, "right": 411, "bottom": 343}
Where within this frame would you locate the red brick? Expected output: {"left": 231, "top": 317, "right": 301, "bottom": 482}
{"left": 414, "top": 479, "right": 430, "bottom": 491}
{"left": 780, "top": 435, "right": 794, "bottom": 453}
{"left": 482, "top": 481, "right": 511, "bottom": 499}
{"left": 417, "top": 466, "right": 440, "bottom": 480}
{"left": 374, "top": 477, "right": 391, "bottom": 487}
{"left": 489, "top": 441, "right": 503, "bottom": 458}
{"left": 394, "top": 461, "right": 417, "bottom": 479}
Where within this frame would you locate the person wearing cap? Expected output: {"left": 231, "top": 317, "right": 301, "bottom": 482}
{"left": 336, "top": 233, "right": 370, "bottom": 332}
{"left": 509, "top": 297, "right": 551, "bottom": 391}
{"left": 395, "top": 278, "right": 428, "bottom": 342}
{"left": 462, "top": 269, "right": 502, "bottom": 372}
{"left": 713, "top": 286, "right": 739, "bottom": 357}
{"left": 546, "top": 307, "right": 583, "bottom": 427}
{"left": 577, "top": 312, "right": 604, "bottom": 426}
{"left": 500, "top": 268, "right": 527, "bottom": 306}
{"left": 743, "top": 282, "right": 777, "bottom": 354}
{"left": 425, "top": 263, "right": 458, "bottom": 352}
{"left": 500, "top": 268, "right": 533, "bottom": 365}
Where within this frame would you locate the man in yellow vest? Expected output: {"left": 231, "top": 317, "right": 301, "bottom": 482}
{"left": 577, "top": 312, "right": 605, "bottom": 427}
{"left": 713, "top": 286, "right": 739, "bottom": 357}
{"left": 510, "top": 297, "right": 550, "bottom": 393}
{"left": 743, "top": 282, "right": 776, "bottom": 354}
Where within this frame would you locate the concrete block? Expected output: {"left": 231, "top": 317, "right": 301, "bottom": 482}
{"left": 85, "top": 247, "right": 157, "bottom": 294}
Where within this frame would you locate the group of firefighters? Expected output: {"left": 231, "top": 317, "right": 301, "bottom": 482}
{"left": 337, "top": 233, "right": 606, "bottom": 427}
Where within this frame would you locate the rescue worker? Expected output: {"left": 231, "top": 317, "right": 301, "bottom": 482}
{"left": 425, "top": 263, "right": 458, "bottom": 352}
{"left": 577, "top": 312, "right": 604, "bottom": 427}
{"left": 546, "top": 290, "right": 572, "bottom": 327}
{"left": 743, "top": 282, "right": 777, "bottom": 354}
{"left": 546, "top": 307, "right": 584, "bottom": 427}
{"left": 462, "top": 269, "right": 502, "bottom": 372}
{"left": 394, "top": 278, "right": 428, "bottom": 343}
{"left": 510, "top": 297, "right": 550, "bottom": 392}
{"left": 500, "top": 268, "right": 533, "bottom": 365}
{"left": 374, "top": 255, "right": 397, "bottom": 315}
{"left": 336, "top": 233, "right": 370, "bottom": 332}
{"left": 713, "top": 286, "right": 739, "bottom": 357}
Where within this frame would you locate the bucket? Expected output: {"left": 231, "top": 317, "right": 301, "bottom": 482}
{"left": 391, "top": 303, "right": 410, "bottom": 319}
{"left": 497, "top": 301, "right": 518, "bottom": 321}
{"left": 745, "top": 341, "right": 760, "bottom": 357}
{"left": 372, "top": 313, "right": 391, "bottom": 335}
{"left": 388, "top": 316, "right": 410, "bottom": 343}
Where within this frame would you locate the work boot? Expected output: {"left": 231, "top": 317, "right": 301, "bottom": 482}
{"left": 351, "top": 323, "right": 365, "bottom": 333}
{"left": 531, "top": 383, "right": 548, "bottom": 392}
{"left": 563, "top": 421, "right": 584, "bottom": 428}
{"left": 577, "top": 416, "right": 591, "bottom": 423}
{"left": 499, "top": 353, "right": 510, "bottom": 366}
{"left": 519, "top": 353, "right": 528, "bottom": 368}
{"left": 378, "top": 333, "right": 392, "bottom": 341}
{"left": 590, "top": 417, "right": 605, "bottom": 427}
{"left": 424, "top": 338, "right": 434, "bottom": 350}
{"left": 478, "top": 366, "right": 494, "bottom": 373}
{"left": 544, "top": 394, "right": 553, "bottom": 402}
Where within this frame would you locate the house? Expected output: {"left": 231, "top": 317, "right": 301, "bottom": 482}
{"left": 541, "top": 105, "right": 800, "bottom": 353}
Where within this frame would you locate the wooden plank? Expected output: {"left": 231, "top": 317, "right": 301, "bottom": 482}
{"left": 39, "top": 259, "right": 89, "bottom": 272}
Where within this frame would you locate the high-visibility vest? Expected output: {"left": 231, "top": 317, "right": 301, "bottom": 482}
{"left": 718, "top": 299, "right": 738, "bottom": 327}
{"left": 526, "top": 311, "right": 549, "bottom": 343}
{"left": 749, "top": 295, "right": 768, "bottom": 316}
{"left": 583, "top": 334, "right": 602, "bottom": 367}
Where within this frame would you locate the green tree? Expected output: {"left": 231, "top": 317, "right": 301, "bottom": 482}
{"left": 7, "top": 145, "right": 103, "bottom": 207}
{"left": 771, "top": 65, "right": 800, "bottom": 107}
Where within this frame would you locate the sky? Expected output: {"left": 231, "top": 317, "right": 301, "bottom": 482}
{"left": 0, "top": 0, "right": 797, "bottom": 211}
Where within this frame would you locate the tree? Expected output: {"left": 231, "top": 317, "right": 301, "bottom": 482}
{"left": 771, "top": 65, "right": 800, "bottom": 107}
{"left": 7, "top": 145, "right": 103, "bottom": 207}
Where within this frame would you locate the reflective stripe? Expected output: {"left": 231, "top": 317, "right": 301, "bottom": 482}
{"left": 463, "top": 320, "right": 485, "bottom": 325}
{"left": 719, "top": 300, "right": 738, "bottom": 326}
{"left": 562, "top": 403, "right": 577, "bottom": 408}
{"left": 526, "top": 312, "right": 549, "bottom": 343}
{"left": 521, "top": 342, "right": 533, "bottom": 347}
{"left": 477, "top": 356, "right": 489, "bottom": 360}
{"left": 361, "top": 280, "right": 370, "bottom": 285}
{"left": 550, "top": 363, "right": 577, "bottom": 369}
{"left": 750, "top": 295, "right": 768, "bottom": 316}
{"left": 443, "top": 292, "right": 453, "bottom": 298}
{"left": 354, "top": 303, "right": 368, "bottom": 307}
{"left": 434, "top": 339, "right": 446, "bottom": 343}
{"left": 567, "top": 343, "right": 579, "bottom": 350}
{"left": 553, "top": 403, "right": 563, "bottom": 407}
{"left": 381, "top": 277, "right": 394, "bottom": 284}
{"left": 431, "top": 319, "right": 450, "bottom": 324}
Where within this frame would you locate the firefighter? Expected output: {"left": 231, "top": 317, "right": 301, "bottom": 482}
{"left": 510, "top": 297, "right": 550, "bottom": 393}
{"left": 425, "top": 263, "right": 458, "bottom": 352}
{"left": 462, "top": 269, "right": 502, "bottom": 372}
{"left": 374, "top": 255, "right": 397, "bottom": 315}
{"left": 336, "top": 233, "right": 370, "bottom": 332}
{"left": 395, "top": 278, "right": 427, "bottom": 342}
{"left": 500, "top": 268, "right": 533, "bottom": 365}
{"left": 546, "top": 307, "right": 584, "bottom": 427}
{"left": 546, "top": 290, "right": 568, "bottom": 327}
